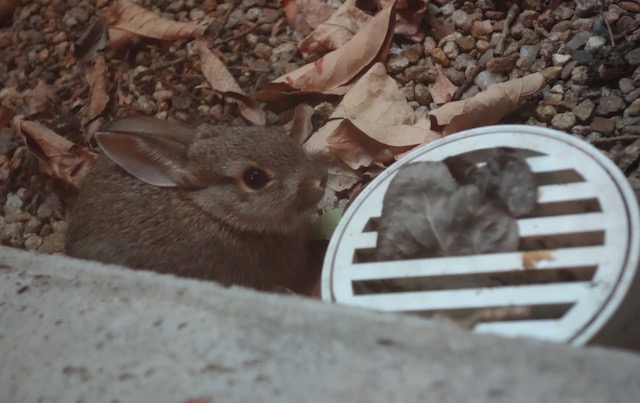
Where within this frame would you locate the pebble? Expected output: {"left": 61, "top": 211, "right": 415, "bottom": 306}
{"left": 430, "top": 48, "right": 449, "bottom": 67}
{"left": 596, "top": 94, "right": 626, "bottom": 116}
{"left": 628, "top": 99, "right": 640, "bottom": 117}
{"left": 552, "top": 54, "right": 571, "bottom": 66}
{"left": 626, "top": 88, "right": 640, "bottom": 103}
{"left": 246, "top": 7, "right": 262, "bottom": 21}
{"left": 573, "top": 99, "right": 596, "bottom": 122}
{"left": 402, "top": 82, "right": 415, "bottom": 101}
{"left": 24, "top": 234, "right": 43, "bottom": 251}
{"left": 401, "top": 44, "right": 424, "bottom": 63}
{"left": 584, "top": 36, "right": 606, "bottom": 53}
{"left": 551, "top": 112, "right": 577, "bottom": 131}
{"left": 535, "top": 105, "right": 557, "bottom": 123}
{"left": 153, "top": 90, "right": 174, "bottom": 103}
{"left": 619, "top": 78, "right": 635, "bottom": 94}
{"left": 575, "top": 0, "right": 602, "bottom": 17}
{"left": 474, "top": 70, "right": 503, "bottom": 90}
{"left": 470, "top": 20, "right": 492, "bottom": 37}
{"left": 414, "top": 83, "right": 432, "bottom": 106}
{"left": 442, "top": 42, "right": 459, "bottom": 60}
{"left": 455, "top": 36, "right": 475, "bottom": 53}
{"left": 565, "top": 31, "right": 592, "bottom": 51}
{"left": 3, "top": 193, "right": 23, "bottom": 221}
{"left": 1, "top": 221, "right": 24, "bottom": 248}
{"left": 617, "top": 140, "right": 640, "bottom": 171}
{"left": 24, "top": 216, "right": 42, "bottom": 234}
{"left": 572, "top": 50, "right": 593, "bottom": 66}
{"left": 590, "top": 117, "right": 615, "bottom": 135}
{"left": 405, "top": 65, "right": 437, "bottom": 84}
{"left": 387, "top": 56, "right": 410, "bottom": 74}
{"left": 570, "top": 66, "right": 589, "bottom": 85}
{"left": 38, "top": 233, "right": 65, "bottom": 254}
{"left": 625, "top": 48, "right": 640, "bottom": 66}
{"left": 561, "top": 61, "right": 578, "bottom": 81}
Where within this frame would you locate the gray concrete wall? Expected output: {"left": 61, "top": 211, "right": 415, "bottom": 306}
{"left": 1, "top": 245, "right": 639, "bottom": 403}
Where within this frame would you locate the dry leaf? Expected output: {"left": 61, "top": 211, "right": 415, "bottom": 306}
{"left": 429, "top": 68, "right": 458, "bottom": 105}
{"left": 273, "top": 3, "right": 396, "bottom": 92}
{"left": 13, "top": 116, "right": 97, "bottom": 187}
{"left": 289, "top": 103, "right": 315, "bottom": 144}
{"left": 22, "top": 80, "right": 56, "bottom": 116}
{"left": 430, "top": 72, "right": 546, "bottom": 134}
{"left": 305, "top": 63, "right": 440, "bottom": 171}
{"left": 376, "top": 0, "right": 429, "bottom": 38}
{"left": 107, "top": 0, "right": 204, "bottom": 49}
{"left": 283, "top": 0, "right": 312, "bottom": 36}
{"left": 86, "top": 53, "right": 110, "bottom": 120}
{"left": 193, "top": 41, "right": 265, "bottom": 126}
{"left": 296, "top": 0, "right": 336, "bottom": 28}
{"left": 376, "top": 161, "right": 520, "bottom": 262}
{"left": 74, "top": 16, "right": 108, "bottom": 61}
{"left": 298, "top": 0, "right": 371, "bottom": 59}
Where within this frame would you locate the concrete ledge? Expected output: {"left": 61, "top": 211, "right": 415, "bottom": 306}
{"left": 1, "top": 245, "right": 639, "bottom": 403}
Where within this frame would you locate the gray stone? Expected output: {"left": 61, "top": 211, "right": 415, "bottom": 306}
{"left": 584, "top": 36, "right": 606, "bottom": 53}
{"left": 551, "top": 112, "right": 577, "bottom": 131}
{"left": 626, "top": 88, "right": 640, "bottom": 103}
{"left": 414, "top": 83, "right": 432, "bottom": 106}
{"left": 622, "top": 125, "right": 640, "bottom": 135}
{"left": 574, "top": 99, "right": 596, "bottom": 122}
{"left": 571, "top": 66, "right": 589, "bottom": 85}
{"left": 629, "top": 99, "right": 640, "bottom": 117}
{"left": 575, "top": 0, "right": 602, "bottom": 17}
{"left": 619, "top": 78, "right": 635, "bottom": 94}
{"left": 405, "top": 65, "right": 438, "bottom": 84}
{"left": 572, "top": 50, "right": 594, "bottom": 66}
{"left": 552, "top": 53, "right": 572, "bottom": 66}
{"left": 536, "top": 105, "right": 557, "bottom": 123}
{"left": 1, "top": 246, "right": 640, "bottom": 403}
{"left": 387, "top": 56, "right": 409, "bottom": 74}
{"left": 596, "top": 94, "right": 626, "bottom": 116}
{"left": 626, "top": 48, "right": 640, "bottom": 66}
{"left": 3, "top": 193, "right": 23, "bottom": 222}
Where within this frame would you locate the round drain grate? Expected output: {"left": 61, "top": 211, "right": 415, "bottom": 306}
{"left": 322, "top": 125, "right": 640, "bottom": 348}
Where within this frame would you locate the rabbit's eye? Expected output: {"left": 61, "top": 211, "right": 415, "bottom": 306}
{"left": 242, "top": 168, "right": 270, "bottom": 190}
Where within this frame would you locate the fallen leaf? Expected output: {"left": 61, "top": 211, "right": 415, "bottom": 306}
{"left": 13, "top": 116, "right": 98, "bottom": 187}
{"left": 74, "top": 16, "right": 108, "bottom": 61}
{"left": 283, "top": 0, "right": 312, "bottom": 36}
{"left": 429, "top": 68, "right": 458, "bottom": 105}
{"left": 283, "top": 0, "right": 335, "bottom": 36}
{"left": 22, "top": 80, "right": 57, "bottom": 116}
{"left": 86, "top": 53, "right": 110, "bottom": 120}
{"left": 376, "top": 0, "right": 429, "bottom": 38}
{"left": 376, "top": 161, "right": 519, "bottom": 262}
{"left": 107, "top": 0, "right": 204, "bottom": 49}
{"left": 305, "top": 63, "right": 441, "bottom": 170}
{"left": 429, "top": 72, "right": 546, "bottom": 134}
{"left": 295, "top": 0, "right": 336, "bottom": 29}
{"left": 273, "top": 3, "right": 396, "bottom": 92}
{"left": 193, "top": 41, "right": 265, "bottom": 126}
{"left": 298, "top": 0, "right": 371, "bottom": 59}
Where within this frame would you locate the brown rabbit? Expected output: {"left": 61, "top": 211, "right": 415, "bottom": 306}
{"left": 66, "top": 116, "right": 327, "bottom": 294}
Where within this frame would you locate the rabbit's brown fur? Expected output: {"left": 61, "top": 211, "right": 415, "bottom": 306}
{"left": 66, "top": 117, "right": 326, "bottom": 294}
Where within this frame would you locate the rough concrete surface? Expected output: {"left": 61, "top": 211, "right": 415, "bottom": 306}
{"left": 1, "top": 245, "right": 640, "bottom": 403}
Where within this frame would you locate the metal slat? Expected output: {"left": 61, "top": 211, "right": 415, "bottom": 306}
{"left": 344, "top": 283, "right": 592, "bottom": 312}
{"left": 537, "top": 182, "right": 597, "bottom": 203}
{"left": 346, "top": 246, "right": 604, "bottom": 281}
{"left": 517, "top": 213, "right": 606, "bottom": 237}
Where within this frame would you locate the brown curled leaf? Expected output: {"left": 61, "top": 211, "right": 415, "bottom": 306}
{"left": 13, "top": 116, "right": 98, "bottom": 187}
{"left": 86, "top": 53, "right": 110, "bottom": 120}
{"left": 193, "top": 41, "right": 265, "bottom": 126}
{"left": 429, "top": 72, "right": 545, "bottom": 134}
{"left": 107, "top": 0, "right": 204, "bottom": 49}
{"left": 298, "top": 0, "right": 371, "bottom": 59}
{"left": 273, "top": 2, "right": 396, "bottom": 93}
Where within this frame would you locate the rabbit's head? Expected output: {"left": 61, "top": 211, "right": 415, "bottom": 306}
{"left": 95, "top": 117, "right": 327, "bottom": 234}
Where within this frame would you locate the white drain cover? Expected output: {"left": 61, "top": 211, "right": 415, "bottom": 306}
{"left": 322, "top": 125, "right": 640, "bottom": 347}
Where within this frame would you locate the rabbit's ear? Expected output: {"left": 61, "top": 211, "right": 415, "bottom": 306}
{"left": 95, "top": 131, "right": 195, "bottom": 187}
{"left": 103, "top": 116, "right": 194, "bottom": 145}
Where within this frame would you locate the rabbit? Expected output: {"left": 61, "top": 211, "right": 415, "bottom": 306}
{"left": 65, "top": 116, "right": 327, "bottom": 294}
